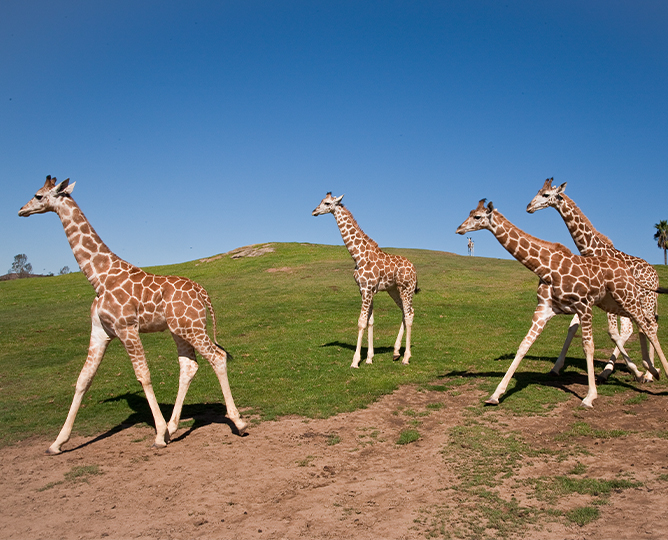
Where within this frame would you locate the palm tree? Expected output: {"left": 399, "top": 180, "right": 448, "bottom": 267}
{"left": 655, "top": 220, "right": 668, "bottom": 265}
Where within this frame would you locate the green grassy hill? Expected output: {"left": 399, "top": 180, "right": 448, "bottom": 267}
{"left": 1, "top": 242, "right": 667, "bottom": 447}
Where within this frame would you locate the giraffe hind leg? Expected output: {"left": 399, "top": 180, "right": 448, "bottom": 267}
{"left": 117, "top": 328, "right": 170, "bottom": 449}
{"left": 166, "top": 334, "right": 199, "bottom": 438}
{"left": 551, "top": 314, "right": 579, "bottom": 376}
{"left": 388, "top": 288, "right": 412, "bottom": 363}
{"left": 191, "top": 332, "right": 247, "bottom": 434}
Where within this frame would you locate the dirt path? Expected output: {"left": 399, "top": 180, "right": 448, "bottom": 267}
{"left": 2, "top": 383, "right": 668, "bottom": 539}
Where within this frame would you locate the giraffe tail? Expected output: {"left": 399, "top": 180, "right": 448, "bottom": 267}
{"left": 199, "top": 284, "right": 234, "bottom": 360}
{"left": 657, "top": 287, "right": 668, "bottom": 295}
{"left": 415, "top": 281, "right": 421, "bottom": 295}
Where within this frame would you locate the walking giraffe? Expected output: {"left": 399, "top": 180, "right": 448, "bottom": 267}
{"left": 456, "top": 199, "right": 668, "bottom": 408}
{"left": 467, "top": 237, "right": 474, "bottom": 256}
{"left": 527, "top": 178, "right": 660, "bottom": 382}
{"left": 19, "top": 176, "right": 246, "bottom": 454}
{"left": 312, "top": 193, "right": 419, "bottom": 367}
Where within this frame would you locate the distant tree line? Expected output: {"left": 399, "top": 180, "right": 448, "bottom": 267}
{"left": 6, "top": 254, "right": 71, "bottom": 278}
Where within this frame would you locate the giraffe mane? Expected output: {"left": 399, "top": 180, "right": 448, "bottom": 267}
{"left": 561, "top": 193, "right": 615, "bottom": 248}
{"left": 340, "top": 204, "right": 379, "bottom": 249}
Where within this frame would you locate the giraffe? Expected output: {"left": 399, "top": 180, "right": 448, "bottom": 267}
{"left": 18, "top": 176, "right": 247, "bottom": 454}
{"left": 312, "top": 193, "right": 419, "bottom": 367}
{"left": 467, "top": 237, "right": 474, "bottom": 256}
{"left": 527, "top": 178, "right": 660, "bottom": 382}
{"left": 455, "top": 199, "right": 668, "bottom": 408}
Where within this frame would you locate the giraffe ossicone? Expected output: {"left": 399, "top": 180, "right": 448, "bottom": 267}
{"left": 527, "top": 178, "right": 661, "bottom": 383}
{"left": 456, "top": 198, "right": 668, "bottom": 408}
{"left": 19, "top": 176, "right": 247, "bottom": 454}
{"left": 312, "top": 192, "right": 419, "bottom": 367}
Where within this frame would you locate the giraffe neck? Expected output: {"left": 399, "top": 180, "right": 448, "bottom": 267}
{"left": 556, "top": 194, "right": 615, "bottom": 257}
{"left": 489, "top": 210, "right": 563, "bottom": 282}
{"left": 333, "top": 206, "right": 379, "bottom": 265}
{"left": 56, "top": 196, "right": 127, "bottom": 294}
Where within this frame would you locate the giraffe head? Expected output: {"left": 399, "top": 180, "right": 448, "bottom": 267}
{"left": 526, "top": 177, "right": 567, "bottom": 214}
{"left": 312, "top": 192, "right": 344, "bottom": 216}
{"left": 19, "top": 176, "right": 76, "bottom": 217}
{"left": 456, "top": 199, "right": 495, "bottom": 235}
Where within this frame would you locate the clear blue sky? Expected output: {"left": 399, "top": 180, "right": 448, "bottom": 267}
{"left": 2, "top": 1, "right": 667, "bottom": 275}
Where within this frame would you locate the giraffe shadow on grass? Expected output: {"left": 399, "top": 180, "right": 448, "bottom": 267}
{"left": 321, "top": 341, "right": 406, "bottom": 361}
{"left": 62, "top": 392, "right": 242, "bottom": 454}
{"left": 439, "top": 354, "right": 668, "bottom": 405}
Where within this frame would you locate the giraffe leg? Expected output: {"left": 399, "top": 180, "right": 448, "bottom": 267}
{"left": 399, "top": 288, "right": 414, "bottom": 365}
{"left": 366, "top": 305, "right": 375, "bottom": 364}
{"left": 47, "top": 312, "right": 112, "bottom": 455}
{"left": 601, "top": 316, "right": 636, "bottom": 381}
{"left": 487, "top": 299, "right": 555, "bottom": 405}
{"left": 551, "top": 314, "right": 579, "bottom": 375}
{"left": 643, "top": 332, "right": 668, "bottom": 379}
{"left": 606, "top": 320, "right": 648, "bottom": 382}
{"left": 194, "top": 337, "right": 247, "bottom": 434}
{"left": 639, "top": 332, "right": 657, "bottom": 382}
{"left": 117, "top": 328, "right": 169, "bottom": 448}
{"left": 579, "top": 310, "right": 598, "bottom": 408}
{"left": 387, "top": 288, "right": 406, "bottom": 361}
{"left": 352, "top": 292, "right": 373, "bottom": 368}
{"left": 166, "top": 334, "right": 199, "bottom": 438}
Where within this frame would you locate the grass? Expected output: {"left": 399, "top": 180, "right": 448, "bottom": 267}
{"left": 3, "top": 242, "right": 665, "bottom": 448}
{"left": 397, "top": 428, "right": 421, "bottom": 445}
{"left": 2, "top": 243, "right": 667, "bottom": 536}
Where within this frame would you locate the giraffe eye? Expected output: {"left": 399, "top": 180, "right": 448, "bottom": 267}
{"left": 34, "top": 194, "right": 43, "bottom": 201}
{"left": 474, "top": 215, "right": 481, "bottom": 220}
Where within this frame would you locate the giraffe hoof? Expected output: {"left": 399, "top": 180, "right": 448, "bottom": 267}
{"left": 641, "top": 373, "right": 655, "bottom": 383}
{"left": 401, "top": 359, "right": 410, "bottom": 365}
{"left": 151, "top": 440, "right": 168, "bottom": 449}
{"left": 580, "top": 400, "right": 594, "bottom": 409}
{"left": 484, "top": 397, "right": 499, "bottom": 406}
{"left": 392, "top": 354, "right": 401, "bottom": 361}
{"left": 45, "top": 446, "right": 62, "bottom": 455}
{"left": 365, "top": 358, "right": 373, "bottom": 364}
{"left": 548, "top": 370, "right": 560, "bottom": 377}
{"left": 350, "top": 363, "right": 360, "bottom": 369}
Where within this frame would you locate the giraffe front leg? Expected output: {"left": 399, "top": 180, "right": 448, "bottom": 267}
{"left": 393, "top": 321, "right": 405, "bottom": 361}
{"left": 365, "top": 309, "right": 375, "bottom": 364}
{"left": 48, "top": 313, "right": 112, "bottom": 455}
{"left": 352, "top": 293, "right": 373, "bottom": 368}
{"left": 551, "top": 314, "right": 579, "bottom": 376}
{"left": 579, "top": 311, "right": 598, "bottom": 408}
{"left": 488, "top": 300, "right": 554, "bottom": 405}
{"left": 166, "top": 335, "right": 199, "bottom": 438}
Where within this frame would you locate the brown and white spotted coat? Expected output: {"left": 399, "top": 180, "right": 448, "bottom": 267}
{"left": 19, "top": 176, "right": 246, "bottom": 454}
{"left": 456, "top": 199, "right": 668, "bottom": 408}
{"left": 312, "top": 193, "right": 419, "bottom": 367}
{"left": 527, "top": 178, "right": 660, "bottom": 381}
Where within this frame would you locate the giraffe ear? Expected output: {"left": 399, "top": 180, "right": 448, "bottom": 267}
{"left": 557, "top": 182, "right": 567, "bottom": 193}
{"left": 334, "top": 194, "right": 344, "bottom": 204}
{"left": 487, "top": 201, "right": 495, "bottom": 212}
{"left": 56, "top": 178, "right": 75, "bottom": 196}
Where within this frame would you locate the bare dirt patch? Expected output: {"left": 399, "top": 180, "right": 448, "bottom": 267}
{"left": 2, "top": 383, "right": 668, "bottom": 539}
